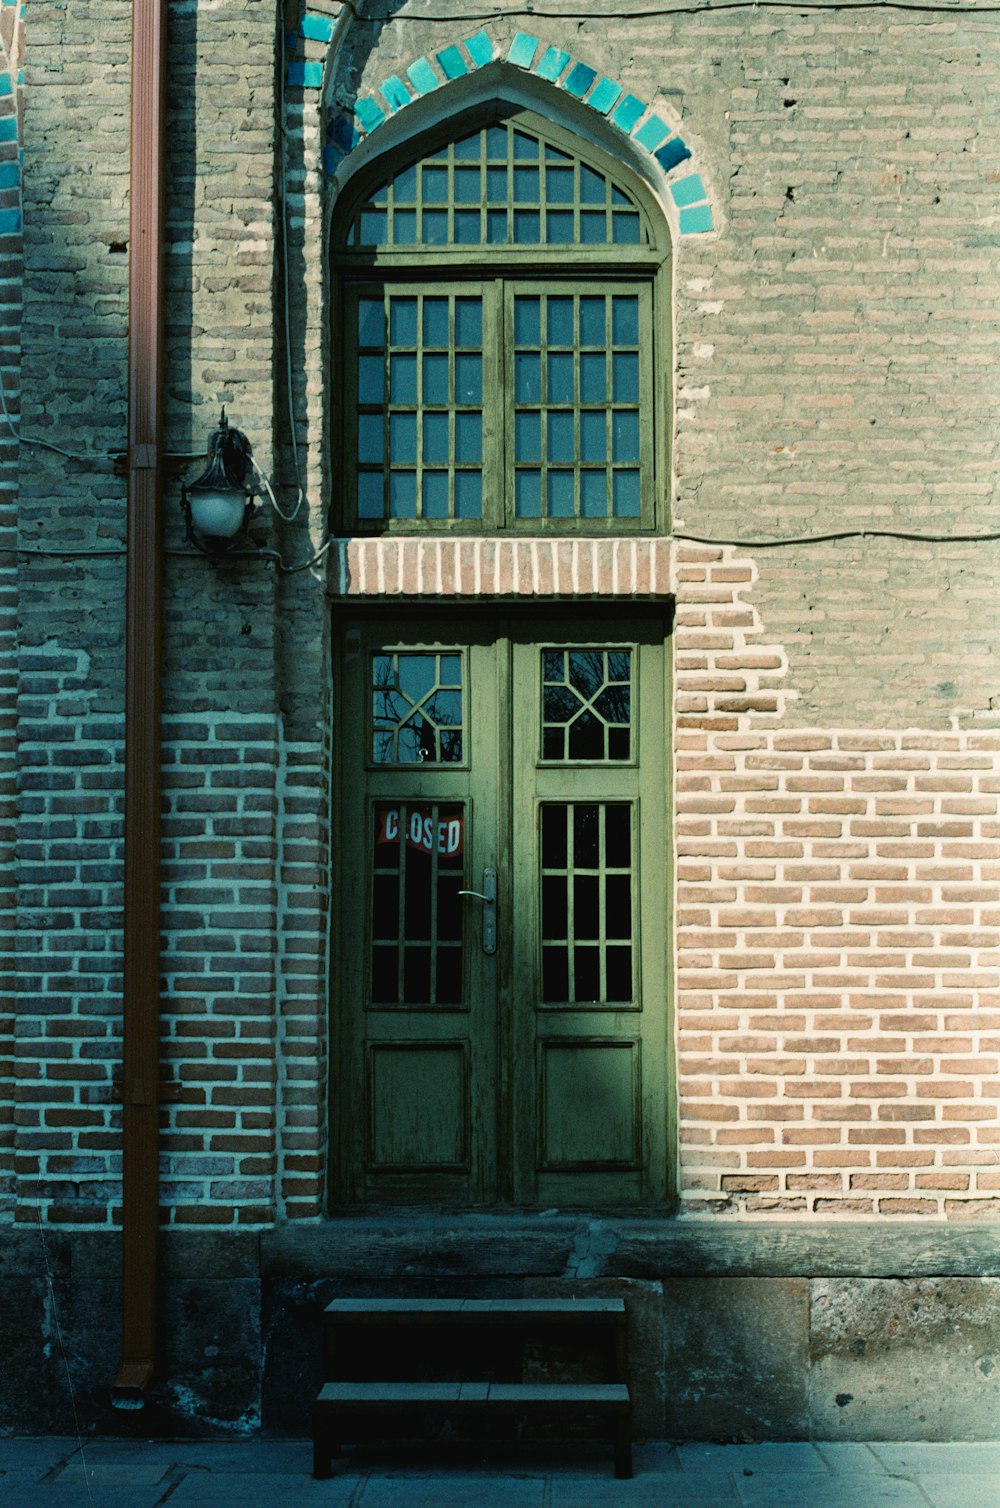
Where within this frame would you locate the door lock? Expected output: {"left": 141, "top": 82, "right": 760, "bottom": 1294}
{"left": 459, "top": 867, "right": 497, "bottom": 955}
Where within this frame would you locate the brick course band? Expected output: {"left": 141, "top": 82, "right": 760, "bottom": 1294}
{"left": 327, "top": 537, "right": 675, "bottom": 600}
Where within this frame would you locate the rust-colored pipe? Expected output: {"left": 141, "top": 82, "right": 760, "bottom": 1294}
{"left": 113, "top": 0, "right": 167, "bottom": 1405}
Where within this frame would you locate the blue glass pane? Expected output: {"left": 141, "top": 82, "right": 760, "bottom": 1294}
{"left": 455, "top": 354, "right": 482, "bottom": 404}
{"left": 440, "top": 654, "right": 462, "bottom": 685}
{"left": 454, "top": 299, "right": 482, "bottom": 347}
{"left": 423, "top": 167, "right": 448, "bottom": 203}
{"left": 514, "top": 167, "right": 539, "bottom": 200}
{"left": 613, "top": 411, "right": 640, "bottom": 463}
{"left": 390, "top": 353, "right": 417, "bottom": 404}
{"left": 422, "top": 354, "right": 449, "bottom": 404}
{"left": 358, "top": 414, "right": 384, "bottom": 463}
{"left": 515, "top": 352, "right": 541, "bottom": 404}
{"left": 546, "top": 166, "right": 574, "bottom": 203}
{"left": 455, "top": 471, "right": 482, "bottom": 519}
{"left": 613, "top": 212, "right": 641, "bottom": 245}
{"left": 545, "top": 211, "right": 573, "bottom": 244}
{"left": 359, "top": 209, "right": 387, "bottom": 243}
{"left": 514, "top": 298, "right": 541, "bottom": 345}
{"left": 547, "top": 352, "right": 574, "bottom": 405}
{"left": 485, "top": 125, "right": 507, "bottom": 158}
{"left": 358, "top": 355, "right": 385, "bottom": 404}
{"left": 547, "top": 411, "right": 574, "bottom": 464}
{"left": 580, "top": 212, "right": 607, "bottom": 244}
{"left": 612, "top": 296, "right": 640, "bottom": 346}
{"left": 454, "top": 167, "right": 480, "bottom": 203}
{"left": 422, "top": 471, "right": 449, "bottom": 518}
{"left": 389, "top": 471, "right": 417, "bottom": 518}
{"left": 486, "top": 166, "right": 506, "bottom": 202}
{"left": 358, "top": 299, "right": 384, "bottom": 347}
{"left": 423, "top": 413, "right": 449, "bottom": 464}
{"left": 453, "top": 210, "right": 481, "bottom": 243}
{"left": 423, "top": 299, "right": 449, "bottom": 347}
{"left": 547, "top": 299, "right": 573, "bottom": 347}
{"left": 455, "top": 412, "right": 482, "bottom": 464}
{"left": 390, "top": 299, "right": 417, "bottom": 346}
{"left": 393, "top": 210, "right": 417, "bottom": 245}
{"left": 357, "top": 472, "right": 384, "bottom": 519}
{"left": 487, "top": 211, "right": 507, "bottom": 243}
{"left": 579, "top": 297, "right": 606, "bottom": 346}
{"left": 580, "top": 411, "right": 606, "bottom": 462}
{"left": 422, "top": 210, "right": 448, "bottom": 244}
{"left": 389, "top": 413, "right": 416, "bottom": 463}
{"left": 370, "top": 184, "right": 389, "bottom": 205}
{"left": 454, "top": 133, "right": 480, "bottom": 160}
{"left": 515, "top": 411, "right": 541, "bottom": 463}
{"left": 393, "top": 165, "right": 417, "bottom": 203}
{"left": 513, "top": 131, "right": 537, "bottom": 160}
{"left": 613, "top": 352, "right": 639, "bottom": 403}
{"left": 547, "top": 471, "right": 574, "bottom": 518}
{"left": 512, "top": 210, "right": 540, "bottom": 243}
{"left": 581, "top": 471, "right": 608, "bottom": 518}
{"left": 580, "top": 166, "right": 605, "bottom": 204}
{"left": 580, "top": 354, "right": 606, "bottom": 404}
{"left": 546, "top": 144, "right": 572, "bottom": 163}
{"left": 613, "top": 470, "right": 641, "bottom": 518}
{"left": 612, "top": 186, "right": 630, "bottom": 206}
{"left": 515, "top": 470, "right": 541, "bottom": 517}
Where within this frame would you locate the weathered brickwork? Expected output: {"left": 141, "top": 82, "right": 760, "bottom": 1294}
{"left": 674, "top": 543, "right": 1000, "bottom": 1217}
{"left": 0, "top": 0, "right": 23, "bottom": 1218}
{"left": 4, "top": 0, "right": 999, "bottom": 1254}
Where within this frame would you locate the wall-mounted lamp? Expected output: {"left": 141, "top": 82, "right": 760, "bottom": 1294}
{"left": 180, "top": 410, "right": 257, "bottom": 554}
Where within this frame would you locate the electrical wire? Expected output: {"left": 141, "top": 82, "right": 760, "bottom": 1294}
{"left": 355, "top": 1, "right": 1000, "bottom": 18}
{"left": 3, "top": 525, "right": 999, "bottom": 565}
{"left": 0, "top": 359, "right": 98, "bottom": 462}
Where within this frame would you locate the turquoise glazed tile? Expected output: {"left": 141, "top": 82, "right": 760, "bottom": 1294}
{"left": 508, "top": 33, "right": 539, "bottom": 69}
{"left": 654, "top": 136, "right": 691, "bottom": 173}
{"left": 0, "top": 72, "right": 14, "bottom": 97}
{"left": 0, "top": 116, "right": 17, "bottom": 142}
{"left": 587, "top": 77, "right": 622, "bottom": 115}
{"left": 0, "top": 159, "right": 18, "bottom": 189}
{"left": 536, "top": 47, "right": 570, "bottom": 83}
{"left": 465, "top": 31, "right": 495, "bottom": 67}
{"left": 437, "top": 45, "right": 468, "bottom": 80}
{"left": 381, "top": 75, "right": 411, "bottom": 112}
{"left": 611, "top": 94, "right": 645, "bottom": 132}
{"left": 355, "top": 97, "right": 387, "bottom": 134}
{"left": 671, "top": 172, "right": 707, "bottom": 207}
{"left": 680, "top": 203, "right": 713, "bottom": 233}
{"left": 635, "top": 114, "right": 669, "bottom": 152}
{"left": 562, "top": 63, "right": 597, "bottom": 99}
{"left": 323, "top": 143, "right": 344, "bottom": 175}
{"left": 300, "top": 12, "right": 335, "bottom": 43}
{"left": 407, "top": 57, "right": 439, "bottom": 95}
{"left": 0, "top": 207, "right": 21, "bottom": 234}
{"left": 287, "top": 60, "right": 323, "bottom": 89}
{"left": 329, "top": 115, "right": 359, "bottom": 153}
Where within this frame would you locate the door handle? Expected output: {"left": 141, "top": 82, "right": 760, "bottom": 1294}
{"left": 458, "top": 867, "right": 496, "bottom": 956}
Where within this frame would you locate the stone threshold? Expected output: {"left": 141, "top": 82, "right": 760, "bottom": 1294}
{"left": 327, "top": 535, "right": 674, "bottom": 599}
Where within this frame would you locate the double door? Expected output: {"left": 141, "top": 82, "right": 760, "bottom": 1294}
{"left": 334, "top": 615, "right": 670, "bottom": 1206}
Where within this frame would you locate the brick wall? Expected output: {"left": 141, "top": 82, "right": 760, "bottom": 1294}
{"left": 5, "top": 1, "right": 1000, "bottom": 1230}
{"left": 674, "top": 543, "right": 1000, "bottom": 1217}
{"left": 0, "top": 0, "right": 22, "bottom": 1218}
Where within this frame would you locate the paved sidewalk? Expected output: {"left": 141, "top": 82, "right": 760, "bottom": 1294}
{"left": 1, "top": 1437, "right": 999, "bottom": 1506}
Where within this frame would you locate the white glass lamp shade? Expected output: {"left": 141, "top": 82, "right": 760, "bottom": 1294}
{"left": 188, "top": 487, "right": 247, "bottom": 541}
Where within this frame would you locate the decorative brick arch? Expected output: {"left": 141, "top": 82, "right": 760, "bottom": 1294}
{"left": 283, "top": 10, "right": 716, "bottom": 238}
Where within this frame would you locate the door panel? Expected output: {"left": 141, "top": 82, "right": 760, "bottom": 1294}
{"left": 335, "top": 614, "right": 670, "bottom": 1207}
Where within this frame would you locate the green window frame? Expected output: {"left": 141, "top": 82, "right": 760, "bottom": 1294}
{"left": 332, "top": 106, "right": 670, "bottom": 534}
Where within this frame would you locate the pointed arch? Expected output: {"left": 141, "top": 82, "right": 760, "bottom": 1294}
{"left": 281, "top": 13, "right": 716, "bottom": 239}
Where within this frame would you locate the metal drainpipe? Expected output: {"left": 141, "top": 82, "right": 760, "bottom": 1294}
{"left": 112, "top": 0, "right": 167, "bottom": 1407}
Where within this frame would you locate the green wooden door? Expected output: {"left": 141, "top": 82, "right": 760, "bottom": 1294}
{"left": 334, "top": 615, "right": 671, "bottom": 1206}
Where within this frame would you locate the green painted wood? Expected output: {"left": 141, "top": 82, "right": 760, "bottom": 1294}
{"left": 335, "top": 615, "right": 670, "bottom": 1207}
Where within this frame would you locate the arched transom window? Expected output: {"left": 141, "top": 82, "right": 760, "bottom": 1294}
{"left": 333, "top": 108, "right": 669, "bottom": 531}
